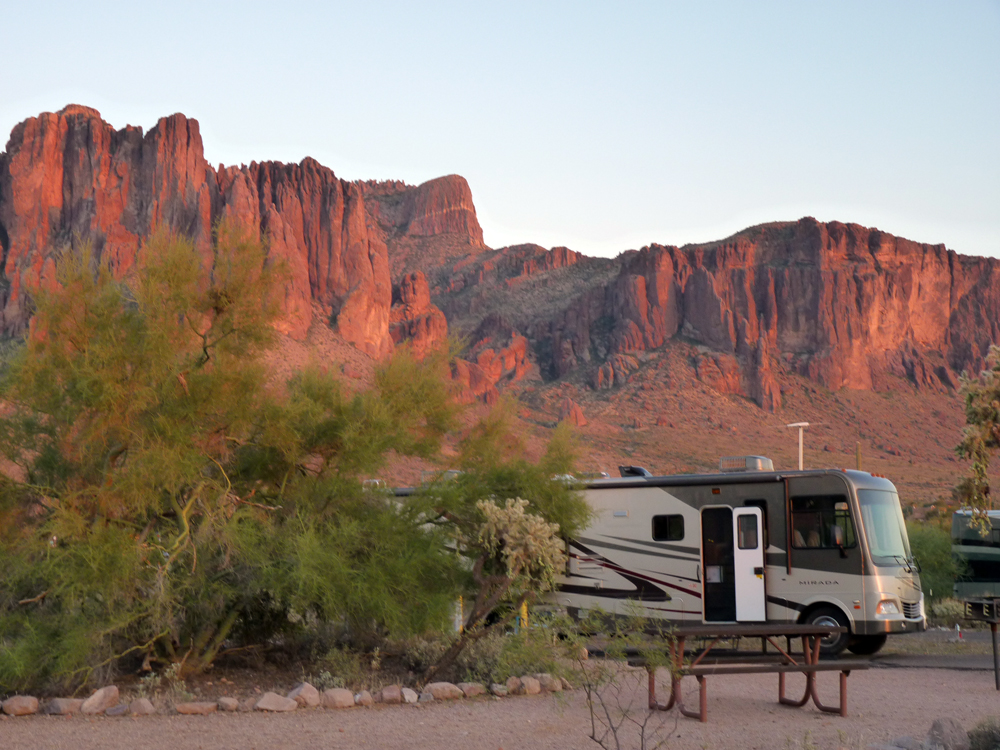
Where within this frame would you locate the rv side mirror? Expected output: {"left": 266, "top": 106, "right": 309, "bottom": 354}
{"left": 832, "top": 525, "right": 847, "bottom": 558}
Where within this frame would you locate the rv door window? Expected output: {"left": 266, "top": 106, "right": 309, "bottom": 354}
{"left": 791, "top": 495, "right": 856, "bottom": 550}
{"left": 652, "top": 514, "right": 684, "bottom": 541}
{"left": 743, "top": 499, "right": 768, "bottom": 548}
{"left": 737, "top": 514, "right": 758, "bottom": 549}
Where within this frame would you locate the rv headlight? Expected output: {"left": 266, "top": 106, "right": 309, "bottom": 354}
{"left": 875, "top": 600, "right": 900, "bottom": 616}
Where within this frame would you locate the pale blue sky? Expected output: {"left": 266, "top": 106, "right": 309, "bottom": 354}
{"left": 2, "top": 1, "right": 997, "bottom": 258}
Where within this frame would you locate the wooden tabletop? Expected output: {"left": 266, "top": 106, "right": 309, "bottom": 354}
{"left": 653, "top": 623, "right": 846, "bottom": 638}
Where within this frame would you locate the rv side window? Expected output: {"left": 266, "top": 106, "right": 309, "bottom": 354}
{"left": 791, "top": 495, "right": 856, "bottom": 549}
{"left": 652, "top": 514, "right": 684, "bottom": 541}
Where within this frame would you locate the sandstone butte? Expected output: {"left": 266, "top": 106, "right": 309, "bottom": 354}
{"left": 2, "top": 105, "right": 999, "bottom": 425}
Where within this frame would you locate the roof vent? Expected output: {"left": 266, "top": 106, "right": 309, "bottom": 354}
{"left": 619, "top": 465, "right": 652, "bottom": 478}
{"left": 719, "top": 456, "right": 774, "bottom": 473}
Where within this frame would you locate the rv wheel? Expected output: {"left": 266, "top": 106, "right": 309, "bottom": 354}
{"left": 847, "top": 634, "right": 887, "bottom": 655}
{"left": 803, "top": 606, "right": 850, "bottom": 656}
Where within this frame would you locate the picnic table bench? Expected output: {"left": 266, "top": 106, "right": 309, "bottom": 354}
{"left": 629, "top": 623, "right": 870, "bottom": 723}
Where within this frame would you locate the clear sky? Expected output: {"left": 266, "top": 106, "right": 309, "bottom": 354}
{"left": 2, "top": 1, "right": 997, "bottom": 259}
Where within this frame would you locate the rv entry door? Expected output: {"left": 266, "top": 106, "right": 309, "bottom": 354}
{"left": 733, "top": 507, "right": 766, "bottom": 621}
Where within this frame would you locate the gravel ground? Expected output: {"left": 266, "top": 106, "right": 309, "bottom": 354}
{"left": 2, "top": 666, "right": 998, "bottom": 750}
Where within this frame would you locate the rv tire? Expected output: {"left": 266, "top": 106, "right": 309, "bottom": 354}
{"left": 802, "top": 606, "right": 850, "bottom": 656}
{"left": 847, "top": 633, "right": 887, "bottom": 655}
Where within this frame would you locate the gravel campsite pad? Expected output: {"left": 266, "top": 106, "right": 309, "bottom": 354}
{"left": 3, "top": 665, "right": 999, "bottom": 750}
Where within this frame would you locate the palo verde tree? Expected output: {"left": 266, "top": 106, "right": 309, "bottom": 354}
{"left": 956, "top": 344, "right": 1000, "bottom": 533}
{"left": 0, "top": 223, "right": 461, "bottom": 690}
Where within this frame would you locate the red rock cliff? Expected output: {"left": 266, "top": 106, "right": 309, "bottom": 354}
{"left": 431, "top": 219, "right": 1000, "bottom": 411}
{"left": 0, "top": 106, "right": 396, "bottom": 355}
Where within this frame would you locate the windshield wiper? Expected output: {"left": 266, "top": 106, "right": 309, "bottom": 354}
{"left": 893, "top": 555, "right": 919, "bottom": 573}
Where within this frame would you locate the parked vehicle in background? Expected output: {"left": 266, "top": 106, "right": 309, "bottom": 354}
{"left": 952, "top": 509, "right": 1000, "bottom": 599}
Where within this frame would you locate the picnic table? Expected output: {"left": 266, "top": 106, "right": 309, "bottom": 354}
{"left": 636, "top": 623, "right": 869, "bottom": 723}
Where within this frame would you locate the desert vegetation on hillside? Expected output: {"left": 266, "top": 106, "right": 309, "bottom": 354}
{"left": 0, "top": 224, "right": 585, "bottom": 693}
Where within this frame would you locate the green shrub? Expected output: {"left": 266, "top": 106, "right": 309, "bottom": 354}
{"left": 0, "top": 225, "right": 588, "bottom": 693}
{"left": 320, "top": 647, "right": 369, "bottom": 689}
{"left": 908, "top": 521, "right": 965, "bottom": 601}
{"left": 929, "top": 597, "right": 966, "bottom": 627}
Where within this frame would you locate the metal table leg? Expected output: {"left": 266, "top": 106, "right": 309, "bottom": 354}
{"left": 992, "top": 623, "right": 999, "bottom": 691}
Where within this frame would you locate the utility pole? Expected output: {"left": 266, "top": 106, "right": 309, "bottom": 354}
{"left": 786, "top": 422, "right": 810, "bottom": 470}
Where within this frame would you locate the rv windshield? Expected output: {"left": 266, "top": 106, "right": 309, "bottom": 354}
{"left": 857, "top": 489, "right": 911, "bottom": 566}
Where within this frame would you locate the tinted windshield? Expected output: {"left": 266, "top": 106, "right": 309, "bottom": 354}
{"left": 857, "top": 489, "right": 911, "bottom": 566}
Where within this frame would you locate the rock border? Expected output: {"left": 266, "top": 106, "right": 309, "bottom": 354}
{"left": 0, "top": 674, "right": 571, "bottom": 719}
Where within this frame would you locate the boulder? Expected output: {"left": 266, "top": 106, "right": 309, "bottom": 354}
{"left": 519, "top": 676, "right": 541, "bottom": 695}
{"left": 457, "top": 682, "right": 487, "bottom": 698}
{"left": 560, "top": 677, "right": 575, "bottom": 691}
{"left": 926, "top": 718, "right": 969, "bottom": 750}
{"left": 425, "top": 682, "right": 464, "bottom": 701}
{"left": 379, "top": 685, "right": 402, "bottom": 705}
{"left": 81, "top": 685, "right": 119, "bottom": 715}
{"left": 105, "top": 704, "right": 129, "bottom": 717}
{"left": 175, "top": 701, "right": 218, "bottom": 715}
{"left": 254, "top": 692, "right": 297, "bottom": 712}
{"left": 321, "top": 688, "right": 355, "bottom": 709}
{"left": 217, "top": 697, "right": 239, "bottom": 712}
{"left": 418, "top": 692, "right": 434, "bottom": 703}
{"left": 130, "top": 698, "right": 157, "bottom": 716}
{"left": 535, "top": 673, "right": 562, "bottom": 693}
{"left": 46, "top": 698, "right": 85, "bottom": 715}
{"left": 490, "top": 683, "right": 509, "bottom": 697}
{"left": 287, "top": 682, "right": 320, "bottom": 708}
{"left": 401, "top": 687, "right": 419, "bottom": 704}
{"left": 505, "top": 677, "right": 523, "bottom": 695}
{"left": 2, "top": 696, "right": 39, "bottom": 716}
{"left": 354, "top": 690, "right": 374, "bottom": 707}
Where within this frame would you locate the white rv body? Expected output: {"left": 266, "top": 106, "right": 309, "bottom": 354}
{"left": 550, "top": 461, "right": 925, "bottom": 653}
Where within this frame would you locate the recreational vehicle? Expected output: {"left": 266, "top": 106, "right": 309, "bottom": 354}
{"left": 952, "top": 509, "right": 1000, "bottom": 599}
{"left": 551, "top": 457, "right": 925, "bottom": 655}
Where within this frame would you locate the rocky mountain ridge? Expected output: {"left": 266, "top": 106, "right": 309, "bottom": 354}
{"left": 2, "top": 106, "right": 998, "bottom": 422}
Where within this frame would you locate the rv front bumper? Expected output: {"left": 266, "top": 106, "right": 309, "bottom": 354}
{"left": 857, "top": 587, "right": 925, "bottom": 635}
{"left": 855, "top": 595, "right": 926, "bottom": 636}
{"left": 854, "top": 616, "right": 926, "bottom": 635}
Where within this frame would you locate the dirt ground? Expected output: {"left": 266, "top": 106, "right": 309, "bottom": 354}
{"left": 3, "top": 664, "right": 999, "bottom": 750}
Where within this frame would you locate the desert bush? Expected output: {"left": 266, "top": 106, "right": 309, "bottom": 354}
{"left": 907, "top": 520, "right": 965, "bottom": 601}
{"left": 558, "top": 609, "right": 679, "bottom": 750}
{"left": 0, "top": 225, "right": 463, "bottom": 692}
{"left": 969, "top": 716, "right": 1000, "bottom": 750}
{"left": 318, "top": 647, "right": 370, "bottom": 689}
{"left": 929, "top": 597, "right": 967, "bottom": 627}
{"left": 957, "top": 345, "right": 1000, "bottom": 531}
{"left": 0, "top": 224, "right": 588, "bottom": 693}
{"left": 416, "top": 410, "right": 588, "bottom": 680}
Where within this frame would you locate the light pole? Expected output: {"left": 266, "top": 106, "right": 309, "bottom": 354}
{"left": 786, "top": 422, "right": 809, "bottom": 470}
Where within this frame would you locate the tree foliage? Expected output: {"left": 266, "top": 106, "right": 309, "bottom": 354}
{"left": 0, "top": 223, "right": 589, "bottom": 693}
{"left": 906, "top": 520, "right": 966, "bottom": 601}
{"left": 956, "top": 345, "right": 1000, "bottom": 533}
{"left": 0, "top": 225, "right": 473, "bottom": 690}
